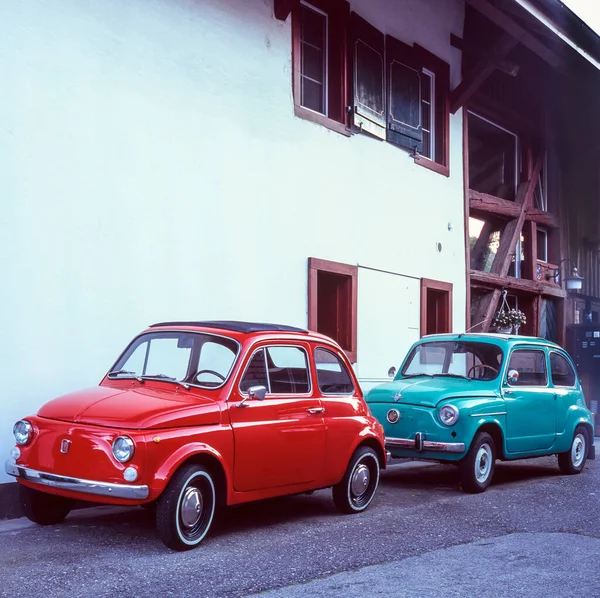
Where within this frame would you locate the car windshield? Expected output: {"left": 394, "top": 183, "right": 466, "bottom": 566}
{"left": 108, "top": 331, "right": 239, "bottom": 389}
{"left": 401, "top": 340, "right": 504, "bottom": 381}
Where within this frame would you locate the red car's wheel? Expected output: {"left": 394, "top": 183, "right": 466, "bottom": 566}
{"left": 156, "top": 464, "right": 216, "bottom": 551}
{"left": 20, "top": 485, "right": 73, "bottom": 525}
{"left": 332, "top": 446, "right": 380, "bottom": 514}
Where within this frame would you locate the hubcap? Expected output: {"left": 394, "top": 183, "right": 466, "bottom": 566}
{"left": 180, "top": 486, "right": 203, "bottom": 529}
{"left": 571, "top": 434, "right": 585, "bottom": 468}
{"left": 350, "top": 463, "right": 370, "bottom": 499}
{"left": 475, "top": 443, "right": 492, "bottom": 483}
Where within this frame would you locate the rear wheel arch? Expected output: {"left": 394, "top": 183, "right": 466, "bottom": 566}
{"left": 357, "top": 437, "right": 387, "bottom": 470}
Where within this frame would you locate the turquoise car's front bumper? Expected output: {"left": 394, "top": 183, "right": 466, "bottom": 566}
{"left": 385, "top": 433, "right": 465, "bottom": 453}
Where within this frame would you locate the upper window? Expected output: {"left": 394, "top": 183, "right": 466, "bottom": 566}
{"left": 314, "top": 347, "right": 354, "bottom": 394}
{"left": 506, "top": 349, "right": 547, "bottom": 386}
{"left": 550, "top": 352, "right": 576, "bottom": 387}
{"left": 292, "top": 0, "right": 349, "bottom": 135}
{"left": 308, "top": 258, "right": 358, "bottom": 363}
{"left": 468, "top": 112, "right": 518, "bottom": 201}
{"left": 288, "top": 5, "right": 450, "bottom": 173}
{"left": 348, "top": 13, "right": 450, "bottom": 174}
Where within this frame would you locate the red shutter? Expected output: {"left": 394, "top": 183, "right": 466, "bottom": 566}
{"left": 349, "top": 13, "right": 385, "bottom": 139}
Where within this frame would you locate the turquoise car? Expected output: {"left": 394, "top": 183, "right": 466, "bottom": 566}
{"left": 366, "top": 333, "right": 595, "bottom": 493}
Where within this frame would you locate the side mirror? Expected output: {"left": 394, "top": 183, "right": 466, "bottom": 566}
{"left": 248, "top": 385, "right": 267, "bottom": 401}
{"left": 507, "top": 369, "right": 519, "bottom": 385}
{"left": 388, "top": 366, "right": 397, "bottom": 378}
{"left": 237, "top": 385, "right": 267, "bottom": 408}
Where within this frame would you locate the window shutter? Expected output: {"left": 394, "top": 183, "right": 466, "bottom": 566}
{"left": 350, "top": 13, "right": 385, "bottom": 140}
{"left": 386, "top": 35, "right": 423, "bottom": 152}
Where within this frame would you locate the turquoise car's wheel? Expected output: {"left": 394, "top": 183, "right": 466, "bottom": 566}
{"left": 332, "top": 446, "right": 380, "bottom": 513}
{"left": 156, "top": 464, "right": 216, "bottom": 551}
{"left": 558, "top": 425, "right": 588, "bottom": 475}
{"left": 458, "top": 432, "right": 495, "bottom": 494}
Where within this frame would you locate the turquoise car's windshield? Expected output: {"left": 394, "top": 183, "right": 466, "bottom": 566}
{"left": 401, "top": 341, "right": 504, "bottom": 380}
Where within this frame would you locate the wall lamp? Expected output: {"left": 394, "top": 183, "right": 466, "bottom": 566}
{"left": 546, "top": 258, "right": 584, "bottom": 291}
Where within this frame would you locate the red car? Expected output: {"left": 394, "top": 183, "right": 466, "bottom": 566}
{"left": 6, "top": 321, "right": 386, "bottom": 550}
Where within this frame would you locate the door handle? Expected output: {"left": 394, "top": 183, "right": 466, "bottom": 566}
{"left": 307, "top": 407, "right": 325, "bottom": 415}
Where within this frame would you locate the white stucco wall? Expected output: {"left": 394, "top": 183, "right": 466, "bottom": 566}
{"left": 0, "top": 0, "right": 465, "bottom": 482}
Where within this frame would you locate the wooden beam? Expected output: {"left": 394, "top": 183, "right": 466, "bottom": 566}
{"left": 491, "top": 154, "right": 544, "bottom": 278}
{"left": 526, "top": 208, "right": 559, "bottom": 228}
{"left": 470, "top": 270, "right": 566, "bottom": 298}
{"left": 465, "top": 0, "right": 561, "bottom": 69}
{"left": 450, "top": 34, "right": 517, "bottom": 114}
{"left": 471, "top": 288, "right": 502, "bottom": 332}
{"left": 274, "top": 0, "right": 298, "bottom": 21}
{"left": 470, "top": 190, "right": 522, "bottom": 218}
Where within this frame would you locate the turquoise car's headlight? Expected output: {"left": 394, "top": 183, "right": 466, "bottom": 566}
{"left": 439, "top": 405, "right": 459, "bottom": 426}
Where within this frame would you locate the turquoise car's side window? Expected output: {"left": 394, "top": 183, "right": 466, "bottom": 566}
{"left": 550, "top": 352, "right": 576, "bottom": 387}
{"left": 507, "top": 349, "right": 548, "bottom": 386}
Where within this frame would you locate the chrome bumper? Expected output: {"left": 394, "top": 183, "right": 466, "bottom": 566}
{"left": 5, "top": 460, "right": 149, "bottom": 500}
{"left": 385, "top": 435, "right": 465, "bottom": 454}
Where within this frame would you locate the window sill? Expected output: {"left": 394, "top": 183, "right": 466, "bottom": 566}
{"left": 414, "top": 155, "right": 449, "bottom": 177}
{"left": 294, "top": 105, "right": 351, "bottom": 137}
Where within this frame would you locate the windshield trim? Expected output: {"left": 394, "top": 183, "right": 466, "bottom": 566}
{"left": 106, "top": 330, "right": 241, "bottom": 391}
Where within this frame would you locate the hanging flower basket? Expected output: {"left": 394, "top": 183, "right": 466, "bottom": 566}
{"left": 492, "top": 309, "right": 527, "bottom": 331}
{"left": 491, "top": 290, "right": 526, "bottom": 333}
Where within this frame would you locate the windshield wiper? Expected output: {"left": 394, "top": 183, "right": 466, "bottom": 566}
{"left": 139, "top": 374, "right": 190, "bottom": 389}
{"left": 401, "top": 373, "right": 435, "bottom": 379}
{"left": 108, "top": 369, "right": 143, "bottom": 381}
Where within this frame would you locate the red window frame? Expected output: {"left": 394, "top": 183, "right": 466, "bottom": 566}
{"left": 291, "top": 0, "right": 350, "bottom": 137}
{"left": 308, "top": 257, "right": 358, "bottom": 363}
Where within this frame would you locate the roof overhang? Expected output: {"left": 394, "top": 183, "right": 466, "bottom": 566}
{"left": 512, "top": 0, "right": 600, "bottom": 71}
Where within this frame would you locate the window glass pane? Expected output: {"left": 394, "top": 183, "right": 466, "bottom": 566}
{"left": 302, "top": 43, "right": 325, "bottom": 83}
{"left": 550, "top": 352, "right": 576, "bottom": 387}
{"left": 119, "top": 342, "right": 147, "bottom": 376}
{"left": 315, "top": 348, "right": 354, "bottom": 393}
{"left": 145, "top": 338, "right": 191, "bottom": 380}
{"left": 422, "top": 101, "right": 431, "bottom": 132}
{"left": 302, "top": 78, "right": 324, "bottom": 114}
{"left": 469, "top": 112, "right": 518, "bottom": 201}
{"left": 402, "top": 341, "right": 503, "bottom": 379}
{"left": 301, "top": 4, "right": 325, "bottom": 49}
{"left": 240, "top": 349, "right": 268, "bottom": 392}
{"left": 469, "top": 216, "right": 505, "bottom": 273}
{"left": 537, "top": 228, "right": 548, "bottom": 262}
{"left": 112, "top": 332, "right": 238, "bottom": 386}
{"left": 267, "top": 346, "right": 310, "bottom": 394}
{"left": 195, "top": 341, "right": 237, "bottom": 387}
{"left": 422, "top": 130, "right": 431, "bottom": 159}
{"left": 301, "top": 4, "right": 326, "bottom": 115}
{"left": 507, "top": 350, "right": 547, "bottom": 386}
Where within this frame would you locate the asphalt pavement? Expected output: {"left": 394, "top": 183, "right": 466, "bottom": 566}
{"left": 1, "top": 441, "right": 599, "bottom": 597}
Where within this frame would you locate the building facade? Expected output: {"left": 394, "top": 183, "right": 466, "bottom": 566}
{"left": 1, "top": 0, "right": 599, "bottom": 512}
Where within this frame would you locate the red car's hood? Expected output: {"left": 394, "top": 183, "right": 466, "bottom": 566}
{"left": 37, "top": 385, "right": 221, "bottom": 429}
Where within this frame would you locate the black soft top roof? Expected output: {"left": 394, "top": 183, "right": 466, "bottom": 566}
{"left": 149, "top": 320, "right": 309, "bottom": 334}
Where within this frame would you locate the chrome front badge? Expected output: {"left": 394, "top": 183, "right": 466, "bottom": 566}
{"left": 387, "top": 409, "right": 400, "bottom": 424}
{"left": 393, "top": 391, "right": 403, "bottom": 401}
{"left": 60, "top": 439, "right": 71, "bottom": 454}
